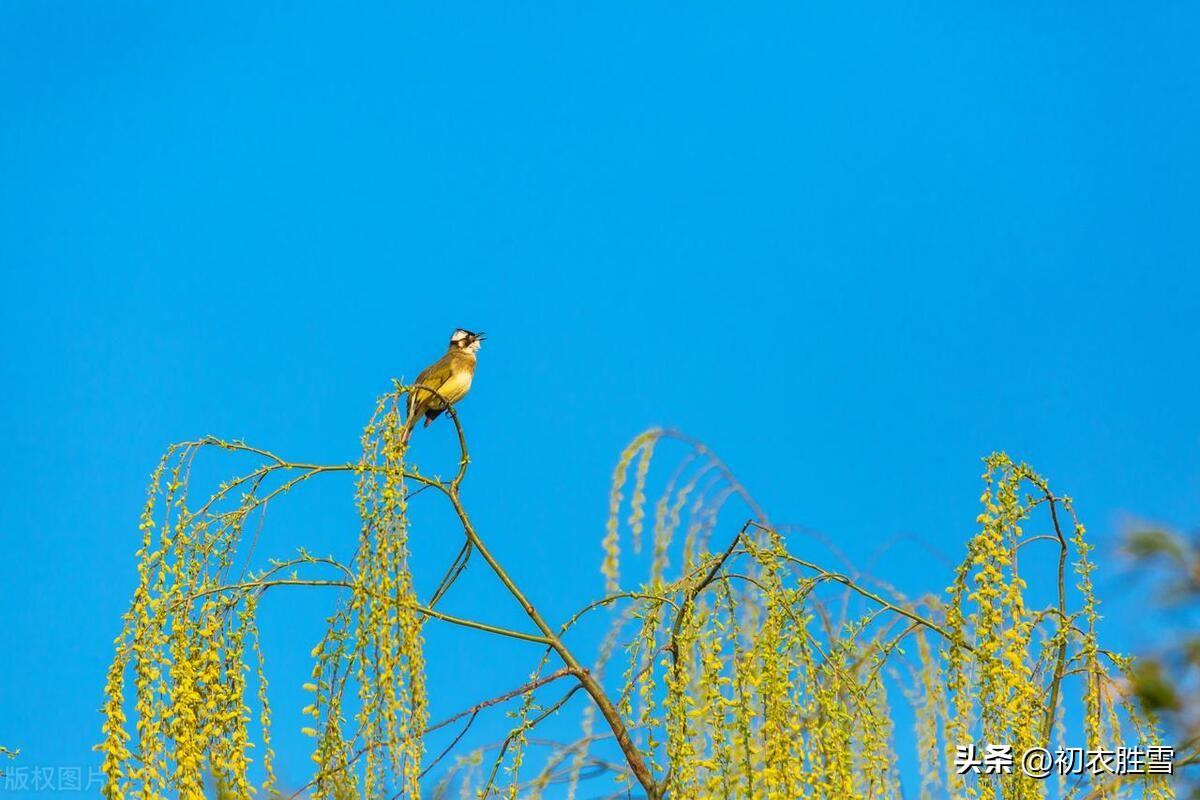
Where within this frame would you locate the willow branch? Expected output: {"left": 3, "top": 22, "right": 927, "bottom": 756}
{"left": 476, "top": 684, "right": 587, "bottom": 799}
{"left": 427, "top": 408, "right": 660, "bottom": 799}
{"left": 420, "top": 667, "right": 579, "bottom": 780}
{"left": 1041, "top": 489, "right": 1071, "bottom": 745}
{"left": 667, "top": 521, "right": 748, "bottom": 659}
{"left": 745, "top": 521, "right": 972, "bottom": 652}
{"left": 427, "top": 538, "right": 473, "bottom": 609}
{"left": 186, "top": 577, "right": 552, "bottom": 645}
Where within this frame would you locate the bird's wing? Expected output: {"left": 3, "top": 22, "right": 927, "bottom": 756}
{"left": 408, "top": 355, "right": 455, "bottom": 420}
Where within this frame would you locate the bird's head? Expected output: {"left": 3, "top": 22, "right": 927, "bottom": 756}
{"left": 449, "top": 328, "right": 485, "bottom": 354}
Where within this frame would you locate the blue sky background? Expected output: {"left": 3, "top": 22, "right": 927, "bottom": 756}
{"left": 1, "top": 2, "right": 1197, "bottom": 796}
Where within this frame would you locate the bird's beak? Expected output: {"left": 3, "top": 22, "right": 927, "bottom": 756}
{"left": 475, "top": 332, "right": 487, "bottom": 341}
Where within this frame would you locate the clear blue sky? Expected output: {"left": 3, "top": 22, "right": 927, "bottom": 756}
{"left": 1, "top": 2, "right": 1197, "bottom": 796}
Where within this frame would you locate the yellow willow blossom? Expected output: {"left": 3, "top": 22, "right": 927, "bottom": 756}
{"left": 97, "top": 415, "right": 1172, "bottom": 800}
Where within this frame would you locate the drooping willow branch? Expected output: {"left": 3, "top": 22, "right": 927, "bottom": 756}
{"left": 98, "top": 384, "right": 665, "bottom": 800}
{"left": 98, "top": 387, "right": 1176, "bottom": 800}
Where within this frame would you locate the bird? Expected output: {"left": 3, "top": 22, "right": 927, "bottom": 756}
{"left": 402, "top": 328, "right": 485, "bottom": 443}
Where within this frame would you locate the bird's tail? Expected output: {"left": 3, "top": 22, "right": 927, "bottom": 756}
{"left": 400, "top": 413, "right": 416, "bottom": 447}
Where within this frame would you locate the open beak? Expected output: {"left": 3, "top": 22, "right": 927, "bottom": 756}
{"left": 475, "top": 332, "right": 487, "bottom": 341}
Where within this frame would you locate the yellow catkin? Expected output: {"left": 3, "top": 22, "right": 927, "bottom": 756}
{"left": 354, "top": 392, "right": 427, "bottom": 798}
{"left": 603, "top": 430, "right": 661, "bottom": 593}
{"left": 649, "top": 453, "right": 696, "bottom": 586}
{"left": 628, "top": 436, "right": 657, "bottom": 554}
{"left": 911, "top": 629, "right": 943, "bottom": 800}
{"left": 247, "top": 609, "right": 280, "bottom": 797}
{"left": 98, "top": 407, "right": 1175, "bottom": 800}
{"left": 100, "top": 390, "right": 433, "bottom": 800}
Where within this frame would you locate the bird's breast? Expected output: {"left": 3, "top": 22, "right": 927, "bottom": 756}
{"left": 437, "top": 369, "right": 474, "bottom": 405}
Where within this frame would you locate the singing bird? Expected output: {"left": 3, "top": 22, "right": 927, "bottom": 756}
{"left": 403, "top": 328, "right": 485, "bottom": 442}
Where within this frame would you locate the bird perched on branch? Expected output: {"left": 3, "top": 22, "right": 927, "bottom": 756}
{"left": 402, "top": 328, "right": 485, "bottom": 443}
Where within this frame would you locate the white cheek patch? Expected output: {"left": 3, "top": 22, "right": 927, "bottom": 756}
{"left": 450, "top": 329, "right": 471, "bottom": 342}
